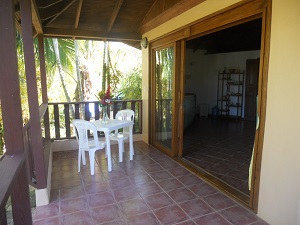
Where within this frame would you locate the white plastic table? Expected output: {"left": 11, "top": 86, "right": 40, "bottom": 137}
{"left": 92, "top": 119, "right": 134, "bottom": 172}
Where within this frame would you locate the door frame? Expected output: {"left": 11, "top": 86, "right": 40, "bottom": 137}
{"left": 148, "top": 0, "right": 271, "bottom": 212}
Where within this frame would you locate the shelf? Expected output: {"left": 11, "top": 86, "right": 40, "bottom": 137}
{"left": 217, "top": 70, "right": 244, "bottom": 118}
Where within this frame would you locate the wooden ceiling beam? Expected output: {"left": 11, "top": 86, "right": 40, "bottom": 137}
{"left": 31, "top": 0, "right": 43, "bottom": 34}
{"left": 74, "top": 0, "right": 83, "bottom": 29}
{"left": 43, "top": 27, "right": 141, "bottom": 41}
{"left": 107, "top": 0, "right": 124, "bottom": 32}
{"left": 36, "top": 0, "right": 63, "bottom": 9}
{"left": 44, "top": 0, "right": 78, "bottom": 26}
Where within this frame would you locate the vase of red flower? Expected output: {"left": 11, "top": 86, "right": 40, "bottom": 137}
{"left": 97, "top": 86, "right": 112, "bottom": 124}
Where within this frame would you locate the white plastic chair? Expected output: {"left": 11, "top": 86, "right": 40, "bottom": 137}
{"left": 72, "top": 119, "right": 106, "bottom": 175}
{"left": 110, "top": 109, "right": 135, "bottom": 162}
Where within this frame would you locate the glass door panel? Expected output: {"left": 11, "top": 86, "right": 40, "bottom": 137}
{"left": 154, "top": 46, "right": 174, "bottom": 151}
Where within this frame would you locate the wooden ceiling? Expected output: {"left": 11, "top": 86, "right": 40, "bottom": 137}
{"left": 14, "top": 0, "right": 206, "bottom": 48}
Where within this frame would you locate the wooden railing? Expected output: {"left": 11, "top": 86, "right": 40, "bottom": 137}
{"left": 47, "top": 100, "right": 142, "bottom": 140}
{"left": 0, "top": 154, "right": 32, "bottom": 225}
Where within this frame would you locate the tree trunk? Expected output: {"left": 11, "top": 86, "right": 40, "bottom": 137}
{"left": 75, "top": 40, "right": 83, "bottom": 102}
{"left": 102, "top": 41, "right": 107, "bottom": 91}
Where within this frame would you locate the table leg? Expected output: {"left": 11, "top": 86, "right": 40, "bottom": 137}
{"left": 105, "top": 131, "right": 112, "bottom": 172}
{"left": 129, "top": 125, "right": 134, "bottom": 160}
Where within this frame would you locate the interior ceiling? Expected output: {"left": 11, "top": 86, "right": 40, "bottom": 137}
{"left": 186, "top": 19, "right": 262, "bottom": 54}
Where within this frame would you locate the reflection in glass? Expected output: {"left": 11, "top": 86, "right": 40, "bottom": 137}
{"left": 154, "top": 47, "right": 174, "bottom": 149}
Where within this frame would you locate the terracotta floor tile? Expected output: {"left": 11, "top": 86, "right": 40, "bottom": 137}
{"left": 90, "top": 204, "right": 122, "bottom": 224}
{"left": 168, "top": 166, "right": 191, "bottom": 177}
{"left": 219, "top": 205, "right": 260, "bottom": 225}
{"left": 126, "top": 212, "right": 160, "bottom": 225}
{"left": 178, "top": 198, "right": 214, "bottom": 218}
{"left": 158, "top": 161, "right": 181, "bottom": 170}
{"left": 99, "top": 220, "right": 127, "bottom": 225}
{"left": 176, "top": 220, "right": 197, "bottom": 225}
{"left": 33, "top": 202, "right": 59, "bottom": 220}
{"left": 202, "top": 192, "right": 237, "bottom": 210}
{"left": 140, "top": 163, "right": 165, "bottom": 173}
{"left": 176, "top": 174, "right": 205, "bottom": 186}
{"left": 188, "top": 183, "right": 218, "bottom": 197}
{"left": 84, "top": 182, "right": 109, "bottom": 194}
{"left": 108, "top": 177, "right": 133, "bottom": 190}
{"left": 153, "top": 205, "right": 189, "bottom": 225}
{"left": 157, "top": 178, "right": 184, "bottom": 191}
{"left": 87, "top": 191, "right": 116, "bottom": 208}
{"left": 113, "top": 186, "right": 140, "bottom": 202}
{"left": 148, "top": 170, "right": 173, "bottom": 182}
{"left": 129, "top": 173, "right": 154, "bottom": 185}
{"left": 135, "top": 182, "right": 163, "bottom": 196}
{"left": 60, "top": 196, "right": 88, "bottom": 215}
{"left": 193, "top": 213, "right": 232, "bottom": 225}
{"left": 61, "top": 210, "right": 92, "bottom": 225}
{"left": 167, "top": 187, "right": 197, "bottom": 203}
{"left": 143, "top": 192, "right": 174, "bottom": 210}
{"left": 118, "top": 197, "right": 150, "bottom": 216}
{"left": 81, "top": 174, "right": 106, "bottom": 185}
{"left": 33, "top": 216, "right": 60, "bottom": 225}
{"left": 60, "top": 185, "right": 85, "bottom": 200}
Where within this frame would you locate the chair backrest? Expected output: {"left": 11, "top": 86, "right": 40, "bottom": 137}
{"left": 72, "top": 119, "right": 100, "bottom": 149}
{"left": 115, "top": 109, "right": 135, "bottom": 134}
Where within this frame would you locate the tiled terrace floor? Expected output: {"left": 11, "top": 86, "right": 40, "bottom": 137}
{"left": 33, "top": 141, "right": 268, "bottom": 225}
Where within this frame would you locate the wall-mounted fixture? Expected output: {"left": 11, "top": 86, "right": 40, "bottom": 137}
{"left": 141, "top": 37, "right": 148, "bottom": 48}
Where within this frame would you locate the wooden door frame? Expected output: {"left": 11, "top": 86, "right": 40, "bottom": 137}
{"left": 148, "top": 0, "right": 271, "bottom": 212}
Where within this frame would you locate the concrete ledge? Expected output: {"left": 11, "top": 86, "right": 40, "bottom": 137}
{"left": 35, "top": 141, "right": 53, "bottom": 206}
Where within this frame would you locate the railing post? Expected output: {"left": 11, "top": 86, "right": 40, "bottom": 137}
{"left": 11, "top": 163, "right": 32, "bottom": 225}
{"left": 0, "top": 0, "right": 32, "bottom": 223}
{"left": 122, "top": 102, "right": 127, "bottom": 109}
{"left": 43, "top": 108, "right": 50, "bottom": 139}
{"left": 84, "top": 103, "right": 90, "bottom": 121}
{"left": 64, "top": 104, "right": 71, "bottom": 138}
{"left": 75, "top": 103, "right": 80, "bottom": 119}
{"left": 94, "top": 102, "right": 100, "bottom": 120}
{"left": 54, "top": 104, "right": 60, "bottom": 138}
{"left": 113, "top": 102, "right": 118, "bottom": 118}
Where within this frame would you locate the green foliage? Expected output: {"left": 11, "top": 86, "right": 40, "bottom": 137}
{"left": 116, "top": 67, "right": 142, "bottom": 100}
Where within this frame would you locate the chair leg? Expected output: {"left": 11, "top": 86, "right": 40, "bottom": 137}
{"left": 78, "top": 149, "right": 81, "bottom": 172}
{"left": 118, "top": 139, "right": 124, "bottom": 162}
{"left": 82, "top": 150, "right": 86, "bottom": 165}
{"left": 89, "top": 151, "right": 95, "bottom": 175}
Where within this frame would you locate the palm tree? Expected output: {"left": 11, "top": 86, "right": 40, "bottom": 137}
{"left": 52, "top": 38, "right": 74, "bottom": 103}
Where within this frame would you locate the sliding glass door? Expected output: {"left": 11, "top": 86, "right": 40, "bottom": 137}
{"left": 151, "top": 42, "right": 181, "bottom": 156}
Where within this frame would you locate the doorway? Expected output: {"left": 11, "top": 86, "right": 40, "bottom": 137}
{"left": 182, "top": 19, "right": 261, "bottom": 197}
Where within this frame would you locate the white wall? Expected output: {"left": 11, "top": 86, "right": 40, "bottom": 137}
{"left": 257, "top": 0, "right": 300, "bottom": 224}
{"left": 185, "top": 49, "right": 260, "bottom": 114}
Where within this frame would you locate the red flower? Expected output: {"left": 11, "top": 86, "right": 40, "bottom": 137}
{"left": 98, "top": 86, "right": 112, "bottom": 106}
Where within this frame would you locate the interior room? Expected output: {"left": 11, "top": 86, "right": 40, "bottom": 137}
{"left": 182, "top": 18, "right": 262, "bottom": 196}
